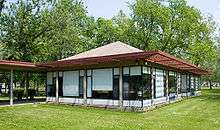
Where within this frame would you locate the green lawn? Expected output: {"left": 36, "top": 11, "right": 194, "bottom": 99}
{"left": 0, "top": 93, "right": 9, "bottom": 101}
{"left": 0, "top": 89, "right": 220, "bottom": 130}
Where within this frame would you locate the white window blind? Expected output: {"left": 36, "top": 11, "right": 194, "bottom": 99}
{"left": 87, "top": 77, "right": 92, "bottom": 97}
{"left": 181, "top": 75, "right": 187, "bottom": 89}
{"left": 155, "top": 69, "right": 164, "bottom": 98}
{"left": 63, "top": 71, "right": 79, "bottom": 96}
{"left": 92, "top": 69, "right": 113, "bottom": 91}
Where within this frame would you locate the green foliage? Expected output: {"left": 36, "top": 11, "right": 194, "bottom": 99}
{"left": 0, "top": 0, "right": 50, "bottom": 61}
{"left": 0, "top": 0, "right": 4, "bottom": 14}
{"left": 28, "top": 88, "right": 36, "bottom": 99}
{"left": 36, "top": 0, "right": 88, "bottom": 61}
{"left": 13, "top": 88, "right": 24, "bottom": 100}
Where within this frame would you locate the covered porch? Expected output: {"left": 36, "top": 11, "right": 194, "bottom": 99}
{"left": 0, "top": 60, "right": 46, "bottom": 106}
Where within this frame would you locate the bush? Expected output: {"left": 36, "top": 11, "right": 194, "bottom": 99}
{"left": 28, "top": 88, "right": 36, "bottom": 100}
{"left": 37, "top": 91, "right": 46, "bottom": 96}
{"left": 13, "top": 88, "right": 24, "bottom": 100}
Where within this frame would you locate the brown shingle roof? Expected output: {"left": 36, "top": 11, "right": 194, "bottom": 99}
{"left": 60, "top": 41, "right": 143, "bottom": 61}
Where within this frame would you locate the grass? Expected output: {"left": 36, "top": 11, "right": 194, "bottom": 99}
{"left": 0, "top": 93, "right": 9, "bottom": 101}
{"left": 0, "top": 89, "right": 220, "bottom": 130}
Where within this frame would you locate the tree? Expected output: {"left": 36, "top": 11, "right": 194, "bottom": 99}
{"left": 0, "top": 0, "right": 4, "bottom": 14}
{"left": 112, "top": 0, "right": 217, "bottom": 67}
{"left": 35, "top": 0, "right": 89, "bottom": 61}
{"left": 0, "top": 0, "right": 50, "bottom": 61}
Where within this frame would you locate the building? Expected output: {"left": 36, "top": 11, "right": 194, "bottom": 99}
{"left": 42, "top": 41, "right": 209, "bottom": 108}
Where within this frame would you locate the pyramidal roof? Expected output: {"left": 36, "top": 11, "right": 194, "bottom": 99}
{"left": 61, "top": 41, "right": 143, "bottom": 61}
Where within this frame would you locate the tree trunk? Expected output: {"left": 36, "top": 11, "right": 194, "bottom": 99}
{"left": 209, "top": 80, "right": 212, "bottom": 90}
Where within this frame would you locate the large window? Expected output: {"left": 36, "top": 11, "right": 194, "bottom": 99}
{"left": 47, "top": 72, "right": 55, "bottom": 97}
{"left": 93, "top": 69, "right": 113, "bottom": 91}
{"left": 88, "top": 68, "right": 119, "bottom": 99}
{"left": 177, "top": 73, "right": 181, "bottom": 94}
{"left": 186, "top": 75, "right": 190, "bottom": 92}
{"left": 142, "top": 67, "right": 151, "bottom": 99}
{"left": 123, "top": 67, "right": 143, "bottom": 100}
{"left": 123, "top": 66, "right": 151, "bottom": 100}
{"left": 113, "top": 73, "right": 119, "bottom": 100}
{"left": 168, "top": 71, "right": 177, "bottom": 94}
{"left": 79, "top": 70, "right": 84, "bottom": 98}
{"left": 180, "top": 75, "right": 187, "bottom": 93}
{"left": 58, "top": 72, "right": 63, "bottom": 97}
{"left": 87, "top": 70, "right": 92, "bottom": 98}
{"left": 92, "top": 68, "right": 113, "bottom": 99}
{"left": 79, "top": 77, "right": 84, "bottom": 98}
{"left": 155, "top": 69, "right": 165, "bottom": 98}
{"left": 63, "top": 71, "right": 79, "bottom": 97}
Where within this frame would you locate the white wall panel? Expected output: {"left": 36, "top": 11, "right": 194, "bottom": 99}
{"left": 87, "top": 99, "right": 119, "bottom": 106}
{"left": 123, "top": 100, "right": 142, "bottom": 107}
{"left": 153, "top": 97, "right": 166, "bottom": 104}
{"left": 143, "top": 100, "right": 151, "bottom": 107}
{"left": 63, "top": 71, "right": 79, "bottom": 96}
{"left": 59, "top": 98, "right": 84, "bottom": 104}
{"left": 93, "top": 69, "right": 113, "bottom": 91}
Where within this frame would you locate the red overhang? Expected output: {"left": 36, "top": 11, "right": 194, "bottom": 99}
{"left": 0, "top": 51, "right": 210, "bottom": 75}
{"left": 0, "top": 60, "right": 45, "bottom": 71}
{"left": 39, "top": 50, "right": 210, "bottom": 75}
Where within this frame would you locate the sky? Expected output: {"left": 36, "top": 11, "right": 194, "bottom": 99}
{"left": 5, "top": 0, "right": 220, "bottom": 25}
{"left": 84, "top": 0, "right": 220, "bottom": 25}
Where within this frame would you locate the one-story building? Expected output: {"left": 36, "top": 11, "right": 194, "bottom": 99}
{"left": 40, "top": 41, "right": 209, "bottom": 108}
{"left": 0, "top": 41, "right": 209, "bottom": 107}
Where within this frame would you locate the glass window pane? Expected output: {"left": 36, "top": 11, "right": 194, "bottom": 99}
{"left": 130, "top": 66, "right": 142, "bottom": 76}
{"left": 114, "top": 68, "right": 119, "bottom": 75}
{"left": 123, "top": 67, "right": 129, "bottom": 75}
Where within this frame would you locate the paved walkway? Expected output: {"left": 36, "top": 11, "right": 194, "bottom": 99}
{"left": 0, "top": 98, "right": 46, "bottom": 106}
